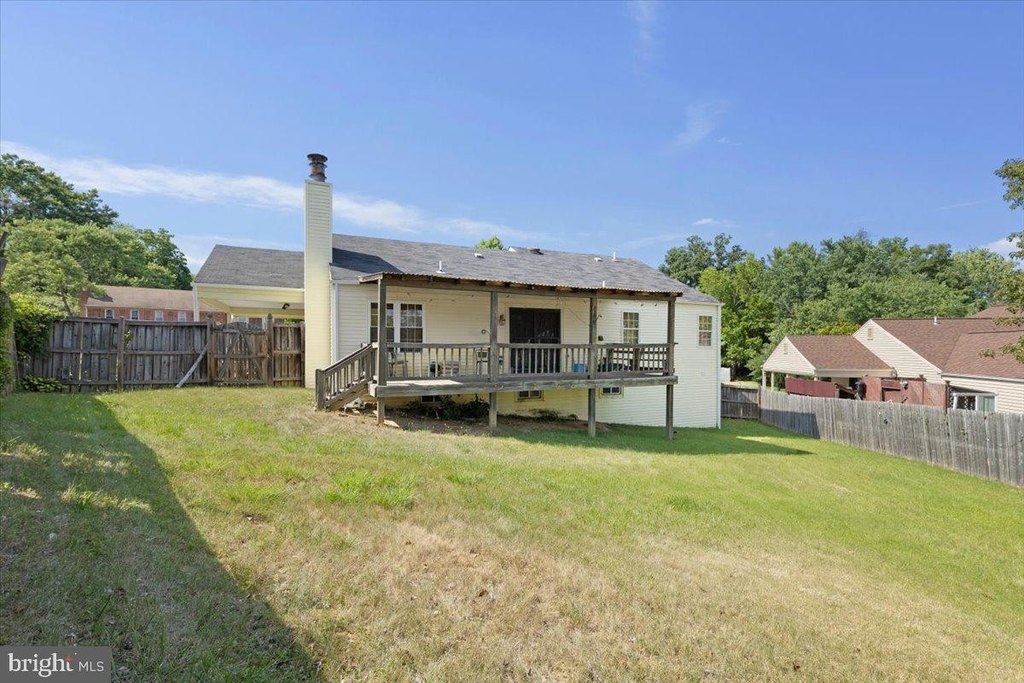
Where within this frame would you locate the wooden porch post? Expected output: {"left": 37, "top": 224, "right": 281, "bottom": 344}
{"left": 489, "top": 291, "right": 498, "bottom": 433}
{"left": 665, "top": 296, "right": 676, "bottom": 440}
{"left": 588, "top": 295, "right": 598, "bottom": 437}
{"left": 376, "top": 278, "right": 387, "bottom": 426}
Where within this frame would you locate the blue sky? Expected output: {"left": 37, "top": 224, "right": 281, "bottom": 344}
{"left": 1, "top": 1, "right": 1022, "bottom": 270}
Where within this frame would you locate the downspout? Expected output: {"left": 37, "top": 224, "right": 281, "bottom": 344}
{"left": 192, "top": 285, "right": 200, "bottom": 320}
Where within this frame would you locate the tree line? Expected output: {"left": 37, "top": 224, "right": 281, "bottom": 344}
{"left": 660, "top": 159, "right": 1024, "bottom": 378}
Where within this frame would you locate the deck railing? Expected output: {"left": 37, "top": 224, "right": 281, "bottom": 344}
{"left": 383, "top": 342, "right": 672, "bottom": 381}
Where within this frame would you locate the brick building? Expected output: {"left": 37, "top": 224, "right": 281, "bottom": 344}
{"left": 80, "top": 286, "right": 227, "bottom": 323}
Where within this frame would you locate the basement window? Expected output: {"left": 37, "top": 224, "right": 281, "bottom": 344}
{"left": 517, "top": 390, "right": 543, "bottom": 401}
{"left": 601, "top": 386, "right": 622, "bottom": 397}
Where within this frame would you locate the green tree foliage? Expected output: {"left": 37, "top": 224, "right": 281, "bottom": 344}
{"left": 9, "top": 293, "right": 62, "bottom": 356}
{"left": 0, "top": 153, "right": 118, "bottom": 227}
{"left": 5, "top": 219, "right": 191, "bottom": 313}
{"left": 661, "top": 228, "right": 1015, "bottom": 379}
{"left": 475, "top": 235, "right": 504, "bottom": 250}
{"left": 659, "top": 233, "right": 748, "bottom": 287}
{"left": 995, "top": 159, "right": 1024, "bottom": 211}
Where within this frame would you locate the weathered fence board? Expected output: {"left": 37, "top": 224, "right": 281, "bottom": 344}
{"left": 721, "top": 384, "right": 760, "bottom": 419}
{"left": 757, "top": 388, "right": 1023, "bottom": 486}
{"left": 20, "top": 317, "right": 304, "bottom": 390}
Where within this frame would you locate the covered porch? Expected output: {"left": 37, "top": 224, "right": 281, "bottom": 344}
{"left": 317, "top": 272, "right": 680, "bottom": 439}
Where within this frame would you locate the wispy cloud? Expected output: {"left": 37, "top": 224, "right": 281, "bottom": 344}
{"left": 0, "top": 141, "right": 551, "bottom": 246}
{"left": 622, "top": 231, "right": 679, "bottom": 249}
{"left": 692, "top": 217, "right": 733, "bottom": 228}
{"left": 671, "top": 101, "right": 729, "bottom": 151}
{"left": 938, "top": 200, "right": 984, "bottom": 211}
{"left": 628, "top": 0, "right": 660, "bottom": 62}
{"left": 985, "top": 237, "right": 1016, "bottom": 257}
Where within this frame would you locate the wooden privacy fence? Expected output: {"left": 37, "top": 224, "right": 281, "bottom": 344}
{"left": 757, "top": 388, "right": 1023, "bottom": 486}
{"left": 721, "top": 384, "right": 760, "bottom": 419}
{"left": 21, "top": 317, "right": 304, "bottom": 391}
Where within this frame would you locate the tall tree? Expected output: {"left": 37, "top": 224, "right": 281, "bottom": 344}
{"left": 698, "top": 256, "right": 774, "bottom": 375}
{"left": 0, "top": 153, "right": 117, "bottom": 227}
{"left": 995, "top": 158, "right": 1024, "bottom": 210}
{"left": 475, "top": 235, "right": 504, "bottom": 250}
{"left": 660, "top": 233, "right": 748, "bottom": 287}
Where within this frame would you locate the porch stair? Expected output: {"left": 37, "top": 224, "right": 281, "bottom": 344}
{"left": 315, "top": 344, "right": 376, "bottom": 410}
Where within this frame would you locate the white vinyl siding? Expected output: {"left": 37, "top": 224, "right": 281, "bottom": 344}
{"left": 762, "top": 337, "right": 817, "bottom": 376}
{"left": 942, "top": 375, "right": 1024, "bottom": 414}
{"left": 334, "top": 285, "right": 719, "bottom": 428}
{"left": 855, "top": 321, "right": 942, "bottom": 382}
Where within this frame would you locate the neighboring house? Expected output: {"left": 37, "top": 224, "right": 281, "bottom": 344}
{"left": 761, "top": 336, "right": 892, "bottom": 389}
{"left": 193, "top": 154, "right": 722, "bottom": 433}
{"left": 80, "top": 286, "right": 227, "bottom": 323}
{"left": 764, "top": 317, "right": 1024, "bottom": 414}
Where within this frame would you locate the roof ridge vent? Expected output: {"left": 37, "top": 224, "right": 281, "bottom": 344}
{"left": 437, "top": 260, "right": 446, "bottom": 274}
{"left": 528, "top": 246, "right": 543, "bottom": 255}
{"left": 474, "top": 252, "right": 483, "bottom": 258}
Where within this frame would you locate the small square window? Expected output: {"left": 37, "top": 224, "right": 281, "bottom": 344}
{"left": 129, "top": 310, "right": 140, "bottom": 321}
{"left": 154, "top": 311, "right": 164, "bottom": 321}
{"left": 421, "top": 395, "right": 441, "bottom": 404}
{"left": 103, "top": 309, "right": 114, "bottom": 319}
{"left": 601, "top": 386, "right": 622, "bottom": 397}
{"left": 517, "top": 390, "right": 543, "bottom": 401}
{"left": 698, "top": 315, "right": 713, "bottom": 347}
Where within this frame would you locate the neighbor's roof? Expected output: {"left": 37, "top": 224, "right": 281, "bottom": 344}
{"left": 970, "top": 305, "right": 1013, "bottom": 318}
{"left": 942, "top": 330, "right": 1024, "bottom": 379}
{"left": 194, "top": 234, "right": 717, "bottom": 302}
{"left": 195, "top": 245, "right": 305, "bottom": 289}
{"left": 84, "top": 286, "right": 218, "bottom": 312}
{"left": 785, "top": 335, "right": 890, "bottom": 370}
{"left": 330, "top": 234, "right": 714, "bottom": 300}
{"left": 871, "top": 318, "right": 1024, "bottom": 370}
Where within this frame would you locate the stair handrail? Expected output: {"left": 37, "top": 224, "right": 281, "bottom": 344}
{"left": 315, "top": 343, "right": 376, "bottom": 409}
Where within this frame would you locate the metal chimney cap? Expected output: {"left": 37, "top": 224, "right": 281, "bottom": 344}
{"left": 307, "top": 153, "right": 328, "bottom": 181}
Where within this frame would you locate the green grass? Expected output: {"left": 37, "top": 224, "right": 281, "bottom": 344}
{"left": 1, "top": 388, "right": 1022, "bottom": 682}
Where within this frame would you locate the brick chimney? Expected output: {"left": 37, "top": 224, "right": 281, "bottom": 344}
{"left": 303, "top": 153, "right": 332, "bottom": 386}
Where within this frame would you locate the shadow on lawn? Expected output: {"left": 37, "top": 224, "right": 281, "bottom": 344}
{"left": 389, "top": 410, "right": 811, "bottom": 457}
{"left": 0, "top": 394, "right": 322, "bottom": 682}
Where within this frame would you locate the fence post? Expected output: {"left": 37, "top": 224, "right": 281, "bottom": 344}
{"left": 116, "top": 317, "right": 126, "bottom": 391}
{"left": 266, "top": 314, "right": 274, "bottom": 386}
{"left": 206, "top": 318, "right": 216, "bottom": 385}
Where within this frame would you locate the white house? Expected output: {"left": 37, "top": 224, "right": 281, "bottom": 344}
{"left": 194, "top": 154, "right": 723, "bottom": 436}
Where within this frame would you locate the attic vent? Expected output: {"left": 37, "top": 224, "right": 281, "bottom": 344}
{"left": 437, "top": 260, "right": 446, "bottom": 274}
{"left": 612, "top": 252, "right": 617, "bottom": 261}
{"left": 594, "top": 256, "right": 603, "bottom": 262}
{"left": 474, "top": 252, "right": 483, "bottom": 258}
{"left": 528, "top": 246, "right": 543, "bottom": 254}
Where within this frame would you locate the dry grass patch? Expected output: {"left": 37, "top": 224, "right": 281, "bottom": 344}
{"left": 2, "top": 388, "right": 1022, "bottom": 682}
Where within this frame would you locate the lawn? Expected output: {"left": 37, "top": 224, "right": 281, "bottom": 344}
{"left": 1, "top": 388, "right": 1022, "bottom": 682}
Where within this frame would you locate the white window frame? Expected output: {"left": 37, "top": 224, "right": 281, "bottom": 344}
{"left": 622, "top": 311, "right": 640, "bottom": 345}
{"left": 601, "top": 386, "right": 623, "bottom": 397}
{"left": 154, "top": 311, "right": 164, "bottom": 321}
{"left": 517, "top": 390, "right": 543, "bottom": 401}
{"left": 951, "top": 391, "right": 997, "bottom": 412}
{"left": 177, "top": 311, "right": 188, "bottom": 322}
{"left": 369, "top": 301, "right": 424, "bottom": 347}
{"left": 129, "top": 309, "right": 140, "bottom": 321}
{"left": 103, "top": 309, "right": 114, "bottom": 319}
{"left": 698, "top": 315, "right": 713, "bottom": 347}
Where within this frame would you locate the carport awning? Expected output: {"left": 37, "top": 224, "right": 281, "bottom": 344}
{"left": 193, "top": 283, "right": 305, "bottom": 319}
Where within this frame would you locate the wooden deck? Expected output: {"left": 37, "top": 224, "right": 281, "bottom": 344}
{"left": 370, "top": 372, "right": 677, "bottom": 397}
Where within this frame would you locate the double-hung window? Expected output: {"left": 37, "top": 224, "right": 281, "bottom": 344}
{"left": 370, "top": 302, "right": 424, "bottom": 349}
{"left": 698, "top": 315, "right": 713, "bottom": 347}
{"left": 622, "top": 312, "right": 640, "bottom": 345}
{"left": 129, "top": 309, "right": 140, "bottom": 321}
{"left": 103, "top": 309, "right": 114, "bottom": 319}
{"left": 154, "top": 311, "right": 164, "bottom": 321}
{"left": 177, "top": 311, "right": 188, "bottom": 321}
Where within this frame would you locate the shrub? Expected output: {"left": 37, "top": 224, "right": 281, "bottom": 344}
{"left": 18, "top": 374, "right": 63, "bottom": 393}
{"left": 11, "top": 293, "right": 62, "bottom": 357}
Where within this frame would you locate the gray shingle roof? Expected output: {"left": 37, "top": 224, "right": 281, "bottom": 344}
{"left": 195, "top": 245, "right": 304, "bottom": 289}
{"left": 330, "top": 234, "right": 716, "bottom": 302}
{"left": 194, "top": 234, "right": 717, "bottom": 303}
